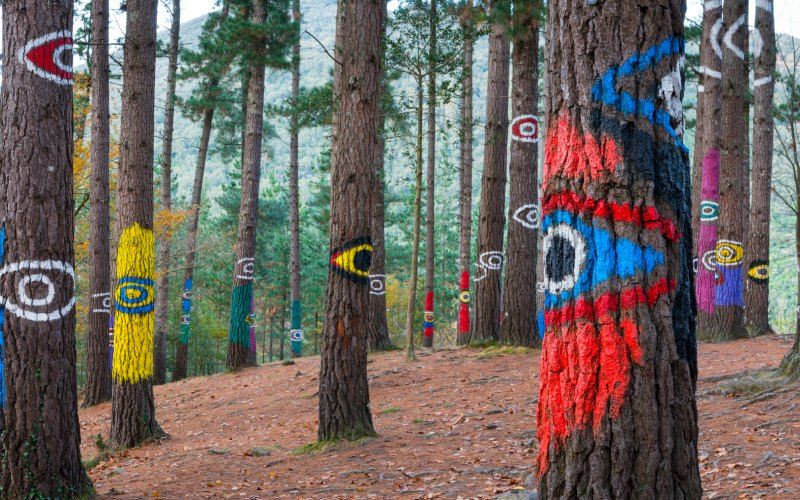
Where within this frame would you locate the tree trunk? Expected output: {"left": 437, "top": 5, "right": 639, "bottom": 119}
{"left": 537, "top": 1, "right": 700, "bottom": 494}
{"left": 710, "top": 0, "right": 748, "bottom": 341}
{"left": 473, "top": 1, "right": 509, "bottom": 342}
{"left": 110, "top": 0, "right": 163, "bottom": 449}
{"left": 279, "top": 284, "right": 287, "bottom": 361}
{"left": 691, "top": 0, "right": 714, "bottom": 253}
{"left": 288, "top": 0, "right": 303, "bottom": 358}
{"left": 745, "top": 0, "right": 776, "bottom": 336}
{"left": 154, "top": 0, "right": 180, "bottom": 386}
{"left": 0, "top": 2, "right": 92, "bottom": 495}
{"left": 695, "top": 0, "right": 723, "bottom": 339}
{"left": 422, "top": 0, "right": 437, "bottom": 349}
{"left": 367, "top": 0, "right": 392, "bottom": 352}
{"left": 84, "top": 0, "right": 113, "bottom": 407}
{"left": 318, "top": 0, "right": 383, "bottom": 441}
{"left": 404, "top": 83, "right": 424, "bottom": 362}
{"left": 227, "top": 1, "right": 267, "bottom": 371}
{"left": 499, "top": 3, "right": 539, "bottom": 347}
{"left": 456, "top": 0, "right": 474, "bottom": 346}
{"left": 780, "top": 214, "right": 800, "bottom": 377}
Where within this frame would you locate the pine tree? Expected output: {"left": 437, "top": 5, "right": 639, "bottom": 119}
{"left": 537, "top": 1, "right": 700, "bottom": 493}
{"left": 154, "top": 0, "right": 181, "bottom": 385}
{"left": 499, "top": 0, "right": 540, "bottom": 347}
{"left": 318, "top": 0, "right": 384, "bottom": 441}
{"left": 422, "top": 0, "right": 438, "bottom": 348}
{"left": 110, "top": 0, "right": 164, "bottom": 448}
{"left": 745, "top": 0, "right": 776, "bottom": 336}
{"left": 473, "top": 0, "right": 510, "bottom": 342}
{"left": 710, "top": 0, "right": 749, "bottom": 340}
{"left": 0, "top": 1, "right": 92, "bottom": 494}
{"left": 288, "top": 0, "right": 303, "bottom": 357}
{"left": 84, "top": 0, "right": 113, "bottom": 406}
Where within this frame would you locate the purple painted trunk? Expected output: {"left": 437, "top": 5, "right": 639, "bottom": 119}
{"left": 696, "top": 148, "right": 720, "bottom": 314}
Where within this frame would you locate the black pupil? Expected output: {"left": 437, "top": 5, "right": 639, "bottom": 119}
{"left": 354, "top": 249, "right": 372, "bottom": 272}
{"left": 546, "top": 235, "right": 574, "bottom": 284}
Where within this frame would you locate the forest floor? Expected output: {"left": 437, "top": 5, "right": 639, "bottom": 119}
{"left": 80, "top": 334, "right": 800, "bottom": 499}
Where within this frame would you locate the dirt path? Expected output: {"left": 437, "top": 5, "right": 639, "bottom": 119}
{"left": 80, "top": 335, "right": 800, "bottom": 499}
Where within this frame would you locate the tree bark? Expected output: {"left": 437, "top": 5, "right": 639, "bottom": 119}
{"left": 473, "top": 1, "right": 509, "bottom": 342}
{"left": 710, "top": 0, "right": 748, "bottom": 340}
{"left": 457, "top": 0, "right": 474, "bottom": 346}
{"left": 745, "top": 0, "right": 776, "bottom": 336}
{"left": 403, "top": 82, "right": 424, "bottom": 362}
{"left": 537, "top": 1, "right": 700, "bottom": 495}
{"left": 780, "top": 215, "right": 800, "bottom": 377}
{"left": 289, "top": 0, "right": 303, "bottom": 358}
{"left": 318, "top": 0, "right": 383, "bottom": 441}
{"left": 227, "top": 1, "right": 267, "bottom": 371}
{"left": 110, "top": 0, "right": 163, "bottom": 449}
{"left": 0, "top": 2, "right": 92, "bottom": 495}
{"left": 423, "top": 0, "right": 437, "bottom": 349}
{"left": 499, "top": 3, "right": 539, "bottom": 347}
{"left": 84, "top": 0, "right": 113, "bottom": 407}
{"left": 695, "top": 0, "right": 723, "bottom": 339}
{"left": 367, "top": 0, "right": 392, "bottom": 352}
{"left": 154, "top": 0, "right": 181, "bottom": 386}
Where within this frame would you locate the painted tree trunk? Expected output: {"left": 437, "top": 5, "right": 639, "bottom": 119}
{"left": 695, "top": 0, "right": 723, "bottom": 338}
{"left": 691, "top": 0, "right": 714, "bottom": 252}
{"left": 289, "top": 0, "right": 303, "bottom": 358}
{"left": 500, "top": 5, "right": 539, "bottom": 347}
{"left": 0, "top": 2, "right": 92, "bottom": 494}
{"left": 154, "top": 0, "right": 181, "bottom": 386}
{"left": 227, "top": 1, "right": 267, "bottom": 371}
{"left": 537, "top": 1, "right": 700, "bottom": 494}
{"left": 84, "top": 0, "right": 113, "bottom": 407}
{"left": 110, "top": 0, "right": 163, "bottom": 449}
{"left": 423, "top": 0, "right": 437, "bottom": 349}
{"left": 745, "top": 0, "right": 776, "bottom": 336}
{"left": 473, "top": 1, "right": 509, "bottom": 342}
{"left": 367, "top": 5, "right": 392, "bottom": 352}
{"left": 457, "top": 1, "right": 474, "bottom": 346}
{"left": 403, "top": 84, "right": 424, "bottom": 362}
{"left": 318, "top": 0, "right": 383, "bottom": 441}
{"left": 710, "top": 0, "right": 748, "bottom": 340}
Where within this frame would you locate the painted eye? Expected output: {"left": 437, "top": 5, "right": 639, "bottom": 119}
{"left": 715, "top": 240, "right": 743, "bottom": 266}
{"left": 290, "top": 329, "right": 303, "bottom": 342}
{"left": 700, "top": 250, "right": 717, "bottom": 272}
{"left": 541, "top": 208, "right": 665, "bottom": 308}
{"left": 92, "top": 292, "right": 111, "bottom": 314}
{"left": 479, "top": 251, "right": 504, "bottom": 270}
{"left": 512, "top": 204, "right": 540, "bottom": 229}
{"left": 699, "top": 201, "right": 719, "bottom": 222}
{"left": 236, "top": 257, "right": 255, "bottom": 281}
{"left": 331, "top": 237, "right": 373, "bottom": 284}
{"left": 115, "top": 276, "right": 155, "bottom": 315}
{"left": 181, "top": 314, "right": 190, "bottom": 325}
{"left": 510, "top": 115, "right": 541, "bottom": 143}
{"left": 369, "top": 274, "right": 386, "bottom": 295}
{"left": 458, "top": 290, "right": 470, "bottom": 303}
{"left": 747, "top": 260, "right": 769, "bottom": 283}
{"left": 692, "top": 258, "right": 698, "bottom": 273}
{"left": 0, "top": 260, "right": 76, "bottom": 322}
{"left": 18, "top": 31, "right": 73, "bottom": 85}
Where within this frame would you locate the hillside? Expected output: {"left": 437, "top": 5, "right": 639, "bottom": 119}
{"left": 80, "top": 336, "right": 800, "bottom": 498}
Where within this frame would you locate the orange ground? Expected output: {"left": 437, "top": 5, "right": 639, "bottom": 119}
{"left": 80, "top": 335, "right": 800, "bottom": 499}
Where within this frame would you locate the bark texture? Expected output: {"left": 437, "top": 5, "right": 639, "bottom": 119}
{"left": 499, "top": 5, "right": 539, "bottom": 347}
{"left": 457, "top": 0, "right": 474, "bottom": 346}
{"left": 745, "top": 0, "right": 776, "bottom": 336}
{"left": 289, "top": 0, "right": 303, "bottom": 358}
{"left": 403, "top": 86, "right": 424, "bottom": 361}
{"left": 154, "top": 0, "right": 181, "bottom": 385}
{"left": 537, "top": 1, "right": 700, "bottom": 495}
{"left": 695, "top": 0, "right": 723, "bottom": 339}
{"left": 110, "top": 0, "right": 163, "bottom": 449}
{"left": 84, "top": 0, "right": 113, "bottom": 407}
{"left": 318, "top": 0, "right": 383, "bottom": 441}
{"left": 423, "top": 0, "right": 437, "bottom": 349}
{"left": 0, "top": 2, "right": 92, "bottom": 495}
{"left": 227, "top": 1, "right": 267, "bottom": 371}
{"left": 473, "top": 2, "right": 509, "bottom": 342}
{"left": 710, "top": 0, "right": 748, "bottom": 340}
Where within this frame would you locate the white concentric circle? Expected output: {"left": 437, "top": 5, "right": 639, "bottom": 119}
{"left": 542, "top": 223, "right": 586, "bottom": 296}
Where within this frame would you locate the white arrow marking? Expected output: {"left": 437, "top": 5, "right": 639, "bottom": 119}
{"left": 711, "top": 17, "right": 723, "bottom": 60}
{"left": 756, "top": 0, "right": 772, "bottom": 12}
{"left": 723, "top": 14, "right": 747, "bottom": 60}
